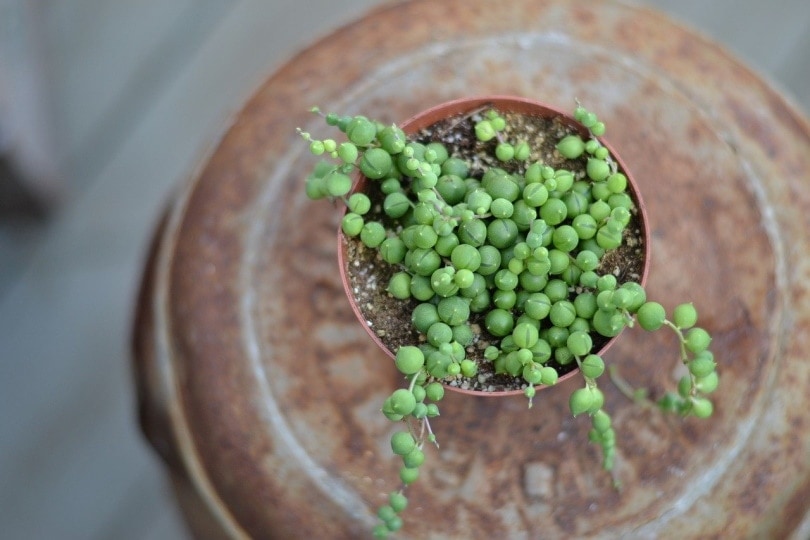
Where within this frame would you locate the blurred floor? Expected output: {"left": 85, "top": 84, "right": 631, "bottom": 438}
{"left": 0, "top": 1, "right": 808, "bottom": 538}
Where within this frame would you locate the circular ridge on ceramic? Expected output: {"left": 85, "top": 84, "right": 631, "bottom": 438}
{"left": 337, "top": 95, "right": 650, "bottom": 397}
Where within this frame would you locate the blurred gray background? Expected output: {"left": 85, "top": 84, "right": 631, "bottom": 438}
{"left": 1, "top": 1, "right": 808, "bottom": 538}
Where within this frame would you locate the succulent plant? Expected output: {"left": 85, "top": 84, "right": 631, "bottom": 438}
{"left": 298, "top": 100, "right": 718, "bottom": 537}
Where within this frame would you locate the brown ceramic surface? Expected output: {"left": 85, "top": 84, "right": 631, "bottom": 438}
{"left": 337, "top": 95, "right": 651, "bottom": 396}
{"left": 133, "top": 1, "right": 810, "bottom": 538}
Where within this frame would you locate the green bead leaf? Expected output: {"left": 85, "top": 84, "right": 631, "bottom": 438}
{"left": 388, "top": 389, "right": 416, "bottom": 416}
{"left": 346, "top": 116, "right": 376, "bottom": 146}
{"left": 685, "top": 327, "right": 712, "bottom": 353}
{"left": 690, "top": 397, "right": 714, "bottom": 418}
{"left": 637, "top": 302, "right": 666, "bottom": 331}
{"left": 556, "top": 135, "right": 585, "bottom": 159}
{"left": 569, "top": 387, "right": 594, "bottom": 417}
{"left": 390, "top": 431, "right": 416, "bottom": 456}
{"left": 395, "top": 346, "right": 425, "bottom": 375}
{"left": 389, "top": 492, "right": 408, "bottom": 513}
{"left": 580, "top": 354, "right": 605, "bottom": 379}
{"left": 673, "top": 302, "right": 698, "bottom": 329}
{"left": 360, "top": 148, "right": 394, "bottom": 179}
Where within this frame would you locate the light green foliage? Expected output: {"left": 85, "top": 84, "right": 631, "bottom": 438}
{"left": 298, "top": 103, "right": 718, "bottom": 536}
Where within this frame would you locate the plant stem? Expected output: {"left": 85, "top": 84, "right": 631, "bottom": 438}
{"left": 574, "top": 355, "right": 597, "bottom": 390}
{"left": 608, "top": 365, "right": 654, "bottom": 408}
{"left": 662, "top": 319, "right": 700, "bottom": 397}
{"left": 407, "top": 372, "right": 420, "bottom": 393}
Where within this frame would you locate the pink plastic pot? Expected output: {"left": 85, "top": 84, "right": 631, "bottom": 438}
{"left": 338, "top": 95, "right": 649, "bottom": 396}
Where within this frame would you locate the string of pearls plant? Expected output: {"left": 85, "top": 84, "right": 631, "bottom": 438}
{"left": 298, "top": 101, "right": 718, "bottom": 538}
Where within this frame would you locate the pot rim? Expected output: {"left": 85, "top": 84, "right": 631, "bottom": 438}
{"left": 337, "top": 95, "right": 650, "bottom": 397}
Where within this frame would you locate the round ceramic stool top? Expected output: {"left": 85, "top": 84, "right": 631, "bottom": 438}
{"left": 133, "top": 1, "right": 810, "bottom": 538}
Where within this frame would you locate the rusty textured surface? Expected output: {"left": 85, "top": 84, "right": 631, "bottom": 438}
{"left": 132, "top": 0, "right": 810, "bottom": 538}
